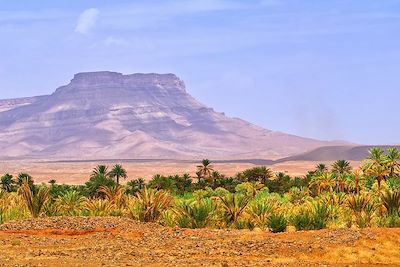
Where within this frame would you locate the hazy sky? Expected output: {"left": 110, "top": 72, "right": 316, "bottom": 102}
{"left": 0, "top": 0, "right": 399, "bottom": 145}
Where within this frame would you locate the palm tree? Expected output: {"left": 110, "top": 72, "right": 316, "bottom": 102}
{"left": 386, "top": 147, "right": 400, "bottom": 177}
{"left": 17, "top": 173, "right": 34, "bottom": 191}
{"left": 219, "top": 193, "right": 250, "bottom": 225}
{"left": 352, "top": 169, "right": 363, "bottom": 194}
{"left": 381, "top": 189, "right": 400, "bottom": 216}
{"left": 332, "top": 160, "right": 352, "bottom": 174}
{"left": 98, "top": 184, "right": 126, "bottom": 208}
{"left": 174, "top": 174, "right": 192, "bottom": 194}
{"left": 134, "top": 187, "right": 173, "bottom": 222}
{"left": 242, "top": 166, "right": 273, "bottom": 184}
{"left": 91, "top": 165, "right": 109, "bottom": 179}
{"left": 148, "top": 174, "right": 175, "bottom": 191}
{"left": 86, "top": 166, "right": 116, "bottom": 197}
{"left": 364, "top": 164, "right": 389, "bottom": 192}
{"left": 197, "top": 159, "right": 214, "bottom": 181}
{"left": 135, "top": 178, "right": 146, "bottom": 189}
{"left": 315, "top": 163, "right": 328, "bottom": 174}
{"left": 259, "top": 167, "right": 274, "bottom": 184}
{"left": 18, "top": 181, "right": 50, "bottom": 218}
{"left": 126, "top": 178, "right": 146, "bottom": 195}
{"left": 55, "top": 191, "right": 85, "bottom": 216}
{"left": 364, "top": 147, "right": 389, "bottom": 192}
{"left": 320, "top": 172, "right": 335, "bottom": 193}
{"left": 332, "top": 160, "right": 352, "bottom": 192}
{"left": 310, "top": 172, "right": 334, "bottom": 195}
{"left": 109, "top": 164, "right": 128, "bottom": 185}
{"left": 210, "top": 171, "right": 221, "bottom": 186}
{"left": 1, "top": 174, "right": 14, "bottom": 192}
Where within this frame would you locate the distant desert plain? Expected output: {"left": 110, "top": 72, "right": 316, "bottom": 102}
{"left": 0, "top": 159, "right": 361, "bottom": 185}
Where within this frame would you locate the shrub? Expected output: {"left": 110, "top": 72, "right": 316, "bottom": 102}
{"left": 267, "top": 213, "right": 287, "bottom": 233}
{"left": 219, "top": 193, "right": 250, "bottom": 226}
{"left": 175, "top": 199, "right": 216, "bottom": 228}
{"left": 292, "top": 202, "right": 331, "bottom": 230}
{"left": 85, "top": 174, "right": 116, "bottom": 198}
{"left": 378, "top": 214, "right": 400, "bottom": 228}
{"left": 84, "top": 199, "right": 113, "bottom": 216}
{"left": 98, "top": 185, "right": 126, "bottom": 209}
{"left": 235, "top": 182, "right": 264, "bottom": 197}
{"left": 247, "top": 200, "right": 275, "bottom": 229}
{"left": 135, "top": 187, "right": 173, "bottom": 222}
{"left": 292, "top": 211, "right": 314, "bottom": 231}
{"left": 286, "top": 187, "right": 310, "bottom": 204}
{"left": 213, "top": 187, "right": 230, "bottom": 197}
{"left": 55, "top": 191, "right": 85, "bottom": 216}
{"left": 346, "top": 193, "right": 376, "bottom": 228}
{"left": 381, "top": 189, "right": 400, "bottom": 216}
{"left": 18, "top": 182, "right": 50, "bottom": 218}
{"left": 234, "top": 219, "right": 255, "bottom": 230}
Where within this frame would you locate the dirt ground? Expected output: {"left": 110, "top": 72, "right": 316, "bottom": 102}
{"left": 0, "top": 160, "right": 361, "bottom": 185}
{"left": 0, "top": 217, "right": 398, "bottom": 267}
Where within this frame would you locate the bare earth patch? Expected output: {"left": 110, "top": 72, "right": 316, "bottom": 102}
{"left": 0, "top": 217, "right": 398, "bottom": 266}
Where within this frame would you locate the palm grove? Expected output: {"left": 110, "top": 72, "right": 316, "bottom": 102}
{"left": 0, "top": 147, "right": 399, "bottom": 232}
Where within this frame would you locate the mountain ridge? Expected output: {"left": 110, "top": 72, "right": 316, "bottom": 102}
{"left": 0, "top": 71, "right": 352, "bottom": 160}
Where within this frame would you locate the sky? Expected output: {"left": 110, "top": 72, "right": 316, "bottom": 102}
{"left": 0, "top": 0, "right": 399, "bottom": 145}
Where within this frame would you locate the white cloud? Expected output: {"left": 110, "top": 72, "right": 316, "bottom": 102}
{"left": 75, "top": 8, "right": 99, "bottom": 34}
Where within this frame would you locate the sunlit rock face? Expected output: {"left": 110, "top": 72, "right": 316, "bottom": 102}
{"left": 0, "top": 71, "right": 349, "bottom": 159}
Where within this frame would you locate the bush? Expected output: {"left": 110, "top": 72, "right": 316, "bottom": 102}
{"left": 219, "top": 193, "right": 250, "bottom": 226}
{"left": 55, "top": 191, "right": 85, "bottom": 216}
{"left": 175, "top": 199, "right": 216, "bottom": 228}
{"left": 84, "top": 199, "right": 112, "bottom": 216}
{"left": 18, "top": 182, "right": 50, "bottom": 218}
{"left": 313, "top": 202, "right": 331, "bottom": 229}
{"left": 346, "top": 193, "right": 376, "bottom": 228}
{"left": 247, "top": 200, "right": 275, "bottom": 229}
{"left": 292, "top": 202, "right": 331, "bottom": 230}
{"left": 292, "top": 211, "right": 314, "bottom": 231}
{"left": 381, "top": 189, "right": 400, "bottom": 216}
{"left": 267, "top": 213, "right": 287, "bottom": 233}
{"left": 378, "top": 214, "right": 400, "bottom": 228}
{"left": 134, "top": 188, "right": 173, "bottom": 222}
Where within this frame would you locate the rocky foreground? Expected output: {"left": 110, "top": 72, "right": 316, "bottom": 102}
{"left": 0, "top": 217, "right": 399, "bottom": 266}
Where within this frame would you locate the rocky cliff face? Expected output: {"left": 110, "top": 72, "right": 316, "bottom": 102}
{"left": 0, "top": 72, "right": 350, "bottom": 159}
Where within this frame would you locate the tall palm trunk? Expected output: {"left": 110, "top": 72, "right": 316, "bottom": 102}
{"left": 355, "top": 176, "right": 359, "bottom": 194}
{"left": 377, "top": 176, "right": 382, "bottom": 192}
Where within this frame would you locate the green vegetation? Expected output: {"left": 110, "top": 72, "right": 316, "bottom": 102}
{"left": 0, "top": 147, "right": 399, "bottom": 232}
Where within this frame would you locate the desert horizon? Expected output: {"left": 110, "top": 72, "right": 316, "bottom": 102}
{"left": 0, "top": 159, "right": 363, "bottom": 185}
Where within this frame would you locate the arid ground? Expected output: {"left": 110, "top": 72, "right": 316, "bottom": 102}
{"left": 0, "top": 160, "right": 361, "bottom": 184}
{"left": 0, "top": 217, "right": 398, "bottom": 266}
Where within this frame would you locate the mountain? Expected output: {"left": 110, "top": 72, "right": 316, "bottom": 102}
{"left": 0, "top": 71, "right": 351, "bottom": 160}
{"left": 277, "top": 145, "right": 400, "bottom": 162}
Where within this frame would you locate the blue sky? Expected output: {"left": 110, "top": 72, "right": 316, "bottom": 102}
{"left": 0, "top": 0, "right": 399, "bottom": 145}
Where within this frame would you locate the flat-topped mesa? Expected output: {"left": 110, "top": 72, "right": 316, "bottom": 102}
{"left": 73, "top": 71, "right": 185, "bottom": 89}
{"left": 54, "top": 71, "right": 187, "bottom": 95}
{"left": 71, "top": 71, "right": 124, "bottom": 85}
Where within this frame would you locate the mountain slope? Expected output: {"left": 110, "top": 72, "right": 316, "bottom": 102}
{"left": 277, "top": 145, "right": 400, "bottom": 162}
{"left": 0, "top": 71, "right": 350, "bottom": 159}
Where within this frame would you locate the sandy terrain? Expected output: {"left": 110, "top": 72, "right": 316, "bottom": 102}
{"left": 0, "top": 160, "right": 362, "bottom": 185}
{"left": 0, "top": 217, "right": 398, "bottom": 266}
